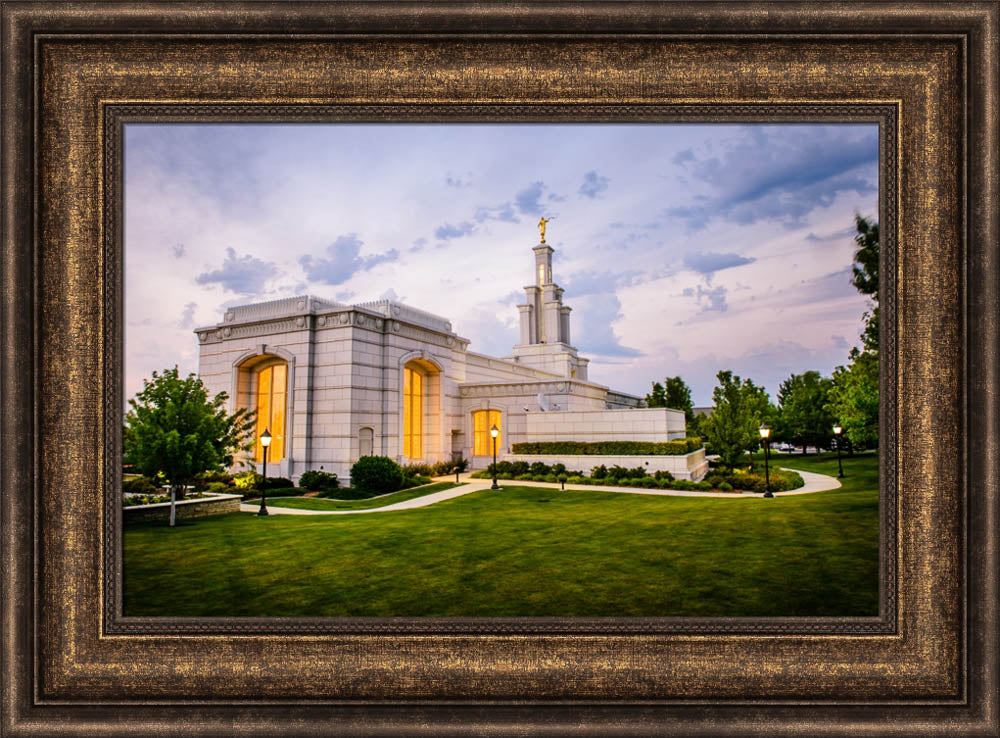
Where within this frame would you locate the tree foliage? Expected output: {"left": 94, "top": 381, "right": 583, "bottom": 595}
{"left": 124, "top": 367, "right": 255, "bottom": 496}
{"left": 704, "top": 370, "right": 772, "bottom": 468}
{"left": 825, "top": 349, "right": 879, "bottom": 447}
{"left": 777, "top": 370, "right": 835, "bottom": 453}
{"left": 646, "top": 376, "right": 695, "bottom": 422}
{"left": 852, "top": 214, "right": 879, "bottom": 353}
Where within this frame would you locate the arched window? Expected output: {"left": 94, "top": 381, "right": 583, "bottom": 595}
{"left": 403, "top": 365, "right": 424, "bottom": 459}
{"left": 473, "top": 409, "right": 502, "bottom": 456}
{"left": 254, "top": 362, "right": 286, "bottom": 463}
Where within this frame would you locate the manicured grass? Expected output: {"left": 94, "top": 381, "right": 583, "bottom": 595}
{"left": 247, "top": 482, "right": 458, "bottom": 511}
{"left": 123, "top": 453, "right": 878, "bottom": 618}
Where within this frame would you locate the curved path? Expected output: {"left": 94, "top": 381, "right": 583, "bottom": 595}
{"left": 239, "top": 468, "right": 840, "bottom": 516}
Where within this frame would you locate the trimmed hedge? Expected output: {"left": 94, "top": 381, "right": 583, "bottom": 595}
{"left": 509, "top": 438, "right": 702, "bottom": 456}
{"left": 298, "top": 470, "right": 339, "bottom": 492}
{"left": 350, "top": 456, "right": 405, "bottom": 494}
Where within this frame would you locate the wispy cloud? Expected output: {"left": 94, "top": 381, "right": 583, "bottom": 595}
{"left": 578, "top": 170, "right": 610, "bottom": 199}
{"left": 683, "top": 250, "right": 756, "bottom": 279}
{"left": 668, "top": 127, "right": 878, "bottom": 229}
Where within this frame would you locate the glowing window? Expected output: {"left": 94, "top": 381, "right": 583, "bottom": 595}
{"left": 473, "top": 410, "right": 502, "bottom": 456}
{"left": 254, "top": 363, "right": 286, "bottom": 462}
{"left": 403, "top": 366, "right": 423, "bottom": 459}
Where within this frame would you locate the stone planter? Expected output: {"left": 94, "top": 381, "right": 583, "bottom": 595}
{"left": 122, "top": 493, "right": 242, "bottom": 524}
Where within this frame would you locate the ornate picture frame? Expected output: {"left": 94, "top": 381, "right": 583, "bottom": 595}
{"left": 2, "top": 3, "right": 996, "bottom": 735}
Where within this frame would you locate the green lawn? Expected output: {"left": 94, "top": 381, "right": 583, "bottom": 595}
{"left": 247, "top": 482, "right": 458, "bottom": 511}
{"left": 123, "top": 453, "right": 878, "bottom": 618}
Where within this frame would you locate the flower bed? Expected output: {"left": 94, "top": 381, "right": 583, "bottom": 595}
{"left": 472, "top": 462, "right": 803, "bottom": 494}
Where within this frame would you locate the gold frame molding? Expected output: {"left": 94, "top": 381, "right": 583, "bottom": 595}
{"left": 2, "top": 3, "right": 996, "bottom": 735}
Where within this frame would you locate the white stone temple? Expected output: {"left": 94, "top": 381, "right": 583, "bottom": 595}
{"left": 195, "top": 235, "right": 706, "bottom": 481}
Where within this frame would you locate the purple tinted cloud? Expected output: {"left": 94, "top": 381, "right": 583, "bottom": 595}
{"left": 195, "top": 248, "right": 278, "bottom": 294}
{"left": 299, "top": 234, "right": 399, "bottom": 285}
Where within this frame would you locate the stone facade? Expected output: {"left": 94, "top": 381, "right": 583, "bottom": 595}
{"left": 195, "top": 240, "right": 695, "bottom": 481}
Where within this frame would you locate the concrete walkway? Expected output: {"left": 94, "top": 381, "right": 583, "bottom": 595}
{"left": 239, "top": 468, "right": 840, "bottom": 516}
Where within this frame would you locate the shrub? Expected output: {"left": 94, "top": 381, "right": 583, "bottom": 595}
{"left": 656, "top": 477, "right": 673, "bottom": 489}
{"left": 298, "top": 469, "right": 339, "bottom": 492}
{"left": 707, "top": 474, "right": 724, "bottom": 487}
{"left": 530, "top": 461, "right": 550, "bottom": 476}
{"left": 516, "top": 474, "right": 534, "bottom": 481}
{"left": 401, "top": 474, "right": 432, "bottom": 489}
{"left": 639, "top": 477, "right": 658, "bottom": 488}
{"left": 566, "top": 475, "right": 585, "bottom": 485}
{"left": 551, "top": 463, "right": 567, "bottom": 475}
{"left": 626, "top": 465, "right": 648, "bottom": 478}
{"left": 543, "top": 473, "right": 558, "bottom": 483}
{"left": 233, "top": 471, "right": 263, "bottom": 490}
{"left": 590, "top": 464, "right": 608, "bottom": 480}
{"left": 263, "top": 476, "right": 293, "bottom": 490}
{"left": 606, "top": 465, "right": 630, "bottom": 481}
{"left": 623, "top": 477, "right": 645, "bottom": 487}
{"left": 510, "top": 461, "right": 530, "bottom": 476}
{"left": 718, "top": 481, "right": 734, "bottom": 492}
{"left": 263, "top": 487, "right": 306, "bottom": 498}
{"left": 402, "top": 463, "right": 434, "bottom": 477}
{"left": 205, "top": 481, "right": 230, "bottom": 494}
{"left": 672, "top": 480, "right": 696, "bottom": 491}
{"left": 350, "top": 456, "right": 404, "bottom": 494}
{"left": 695, "top": 481, "right": 713, "bottom": 491}
{"left": 123, "top": 477, "right": 157, "bottom": 495}
{"left": 653, "top": 469, "right": 675, "bottom": 482}
{"left": 530, "top": 474, "right": 546, "bottom": 482}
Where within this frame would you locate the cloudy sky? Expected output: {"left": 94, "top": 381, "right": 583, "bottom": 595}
{"left": 125, "top": 123, "right": 878, "bottom": 406}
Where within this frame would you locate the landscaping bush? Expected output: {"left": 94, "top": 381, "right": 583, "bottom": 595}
{"left": 718, "top": 481, "right": 734, "bottom": 491}
{"left": 672, "top": 480, "right": 696, "bottom": 491}
{"left": 639, "top": 477, "right": 658, "bottom": 488}
{"left": 263, "top": 476, "right": 293, "bottom": 490}
{"left": 402, "top": 463, "right": 435, "bottom": 477}
{"left": 551, "top": 463, "right": 567, "bottom": 475}
{"left": 626, "top": 465, "right": 648, "bottom": 478}
{"left": 543, "top": 473, "right": 558, "bottom": 483}
{"left": 530, "top": 461, "right": 550, "bottom": 476}
{"left": 298, "top": 469, "right": 339, "bottom": 492}
{"left": 656, "top": 477, "right": 673, "bottom": 489}
{"left": 510, "top": 440, "right": 703, "bottom": 455}
{"left": 695, "top": 481, "right": 713, "bottom": 491}
{"left": 350, "top": 456, "right": 404, "bottom": 494}
{"left": 402, "top": 474, "right": 432, "bottom": 488}
{"left": 233, "top": 471, "right": 264, "bottom": 491}
{"left": 624, "top": 478, "right": 645, "bottom": 488}
{"left": 205, "top": 482, "right": 230, "bottom": 494}
{"left": 123, "top": 477, "right": 158, "bottom": 495}
{"left": 263, "top": 487, "right": 306, "bottom": 498}
{"left": 516, "top": 474, "right": 534, "bottom": 481}
{"left": 590, "top": 464, "right": 608, "bottom": 480}
{"left": 606, "top": 465, "right": 630, "bottom": 481}
{"left": 566, "top": 476, "right": 585, "bottom": 485}
{"left": 653, "top": 469, "right": 675, "bottom": 482}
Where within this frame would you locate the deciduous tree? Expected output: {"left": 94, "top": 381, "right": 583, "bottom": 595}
{"left": 124, "top": 367, "right": 254, "bottom": 526}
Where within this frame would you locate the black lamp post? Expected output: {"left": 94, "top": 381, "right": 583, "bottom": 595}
{"left": 759, "top": 423, "right": 773, "bottom": 498}
{"left": 833, "top": 423, "right": 845, "bottom": 478}
{"left": 490, "top": 424, "right": 500, "bottom": 490}
{"left": 258, "top": 429, "right": 271, "bottom": 516}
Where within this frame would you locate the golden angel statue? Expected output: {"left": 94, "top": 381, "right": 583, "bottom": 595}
{"left": 538, "top": 216, "right": 551, "bottom": 243}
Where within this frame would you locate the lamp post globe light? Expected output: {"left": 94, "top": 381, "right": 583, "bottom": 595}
{"left": 490, "top": 424, "right": 500, "bottom": 490}
{"left": 258, "top": 429, "right": 272, "bottom": 517}
{"left": 833, "top": 423, "right": 845, "bottom": 478}
{"left": 759, "top": 423, "right": 773, "bottom": 498}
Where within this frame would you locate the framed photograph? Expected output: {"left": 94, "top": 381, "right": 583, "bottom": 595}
{"left": 2, "top": 2, "right": 996, "bottom": 736}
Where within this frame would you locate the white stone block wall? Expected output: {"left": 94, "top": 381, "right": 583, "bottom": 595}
{"left": 502, "top": 448, "right": 708, "bottom": 481}
{"left": 522, "top": 407, "right": 687, "bottom": 444}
